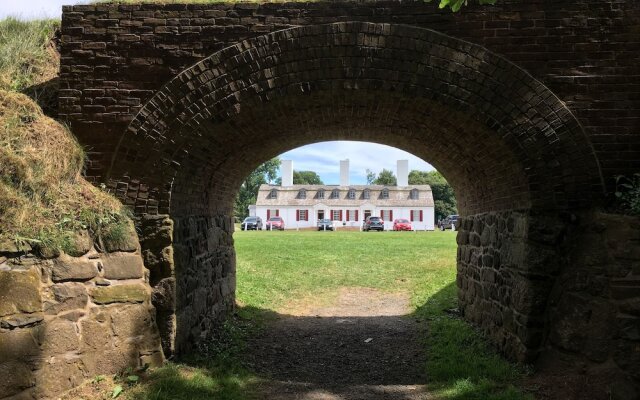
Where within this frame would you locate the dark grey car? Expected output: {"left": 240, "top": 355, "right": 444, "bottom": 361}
{"left": 363, "top": 216, "right": 385, "bottom": 231}
{"left": 241, "top": 216, "right": 263, "bottom": 231}
{"left": 438, "top": 214, "right": 459, "bottom": 231}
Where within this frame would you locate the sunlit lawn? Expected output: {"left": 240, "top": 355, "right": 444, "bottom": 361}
{"left": 128, "top": 230, "right": 532, "bottom": 400}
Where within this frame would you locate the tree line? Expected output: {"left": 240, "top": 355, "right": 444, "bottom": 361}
{"left": 235, "top": 159, "right": 457, "bottom": 222}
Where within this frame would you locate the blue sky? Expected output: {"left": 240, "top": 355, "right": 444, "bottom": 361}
{"left": 279, "top": 141, "right": 433, "bottom": 185}
{"left": 2, "top": 4, "right": 435, "bottom": 184}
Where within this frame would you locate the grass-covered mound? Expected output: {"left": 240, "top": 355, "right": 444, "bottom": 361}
{"left": 0, "top": 18, "right": 131, "bottom": 254}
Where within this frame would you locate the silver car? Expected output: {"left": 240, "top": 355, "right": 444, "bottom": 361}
{"left": 317, "top": 218, "right": 334, "bottom": 231}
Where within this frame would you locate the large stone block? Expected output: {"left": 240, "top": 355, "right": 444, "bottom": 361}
{"left": 0, "top": 326, "right": 42, "bottom": 362}
{"left": 90, "top": 283, "right": 149, "bottom": 304}
{"left": 51, "top": 259, "right": 98, "bottom": 282}
{"left": 44, "top": 282, "right": 88, "bottom": 315}
{"left": 81, "top": 318, "right": 112, "bottom": 352}
{"left": 0, "top": 268, "right": 42, "bottom": 317}
{"left": 32, "top": 357, "right": 85, "bottom": 398}
{"left": 0, "top": 361, "right": 35, "bottom": 398}
{"left": 101, "top": 253, "right": 145, "bottom": 280}
{"left": 40, "top": 318, "right": 81, "bottom": 355}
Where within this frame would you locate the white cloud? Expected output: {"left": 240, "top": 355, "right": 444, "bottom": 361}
{"left": 0, "top": 1, "right": 92, "bottom": 20}
{"left": 279, "top": 141, "right": 434, "bottom": 185}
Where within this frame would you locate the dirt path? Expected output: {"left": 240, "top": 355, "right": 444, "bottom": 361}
{"left": 244, "top": 287, "right": 430, "bottom": 400}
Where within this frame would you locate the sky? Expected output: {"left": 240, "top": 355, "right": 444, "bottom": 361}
{"left": 0, "top": 1, "right": 92, "bottom": 20}
{"left": 279, "top": 141, "right": 434, "bottom": 185}
{"left": 1, "top": 3, "right": 435, "bottom": 184}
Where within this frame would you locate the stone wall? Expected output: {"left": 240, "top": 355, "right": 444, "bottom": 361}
{"left": 546, "top": 212, "right": 640, "bottom": 392}
{"left": 457, "top": 211, "right": 564, "bottom": 363}
{"left": 457, "top": 211, "right": 640, "bottom": 390}
{"left": 0, "top": 227, "right": 164, "bottom": 399}
{"left": 172, "top": 215, "right": 236, "bottom": 355}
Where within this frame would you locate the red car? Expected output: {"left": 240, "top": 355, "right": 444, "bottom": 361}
{"left": 266, "top": 216, "right": 285, "bottom": 230}
{"left": 393, "top": 218, "right": 412, "bottom": 231}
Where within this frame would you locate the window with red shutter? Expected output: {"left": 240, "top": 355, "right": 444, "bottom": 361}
{"left": 390, "top": 210, "right": 393, "bottom": 221}
{"left": 267, "top": 209, "right": 270, "bottom": 220}
{"left": 420, "top": 210, "right": 423, "bottom": 222}
{"left": 296, "top": 210, "right": 300, "bottom": 221}
{"left": 276, "top": 209, "right": 279, "bottom": 217}
{"left": 355, "top": 210, "right": 359, "bottom": 221}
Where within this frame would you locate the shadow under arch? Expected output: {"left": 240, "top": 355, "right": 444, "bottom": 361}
{"left": 105, "top": 22, "right": 605, "bottom": 361}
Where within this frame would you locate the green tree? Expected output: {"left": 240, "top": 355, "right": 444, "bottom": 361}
{"left": 409, "top": 170, "right": 458, "bottom": 221}
{"left": 366, "top": 169, "right": 377, "bottom": 185}
{"left": 275, "top": 170, "right": 324, "bottom": 185}
{"left": 294, "top": 170, "right": 323, "bottom": 185}
{"left": 429, "top": 0, "right": 496, "bottom": 12}
{"left": 234, "top": 158, "right": 281, "bottom": 221}
{"left": 368, "top": 168, "right": 397, "bottom": 186}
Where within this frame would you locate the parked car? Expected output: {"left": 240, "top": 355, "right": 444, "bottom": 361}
{"left": 393, "top": 218, "right": 412, "bottom": 231}
{"left": 317, "top": 218, "right": 334, "bottom": 231}
{"left": 241, "top": 216, "right": 263, "bottom": 231}
{"left": 438, "top": 214, "right": 459, "bottom": 231}
{"left": 266, "top": 216, "right": 285, "bottom": 230}
{"left": 363, "top": 216, "right": 385, "bottom": 231}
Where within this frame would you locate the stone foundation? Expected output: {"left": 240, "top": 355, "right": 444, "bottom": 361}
{"left": 0, "top": 228, "right": 164, "bottom": 399}
{"left": 457, "top": 211, "right": 640, "bottom": 391}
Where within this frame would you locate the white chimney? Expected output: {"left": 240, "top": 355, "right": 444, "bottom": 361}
{"left": 340, "top": 159, "right": 349, "bottom": 186}
{"left": 282, "top": 160, "right": 293, "bottom": 186}
{"left": 397, "top": 160, "right": 408, "bottom": 186}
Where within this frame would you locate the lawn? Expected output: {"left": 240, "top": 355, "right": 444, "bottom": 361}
{"left": 123, "top": 230, "right": 532, "bottom": 400}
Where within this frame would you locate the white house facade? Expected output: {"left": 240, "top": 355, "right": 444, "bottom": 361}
{"left": 250, "top": 160, "right": 435, "bottom": 230}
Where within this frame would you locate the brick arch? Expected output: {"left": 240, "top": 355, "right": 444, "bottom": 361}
{"left": 109, "top": 22, "right": 607, "bottom": 360}
{"left": 110, "top": 21, "right": 602, "bottom": 218}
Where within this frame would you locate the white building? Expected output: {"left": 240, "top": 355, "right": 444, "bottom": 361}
{"left": 249, "top": 160, "right": 435, "bottom": 230}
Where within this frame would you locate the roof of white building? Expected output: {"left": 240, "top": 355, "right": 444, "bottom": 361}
{"left": 255, "top": 184, "right": 434, "bottom": 207}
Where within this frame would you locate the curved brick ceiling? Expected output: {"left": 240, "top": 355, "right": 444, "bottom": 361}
{"left": 109, "top": 22, "right": 603, "bottom": 217}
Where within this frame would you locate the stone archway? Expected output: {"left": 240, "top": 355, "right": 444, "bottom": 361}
{"left": 106, "top": 22, "right": 603, "bottom": 361}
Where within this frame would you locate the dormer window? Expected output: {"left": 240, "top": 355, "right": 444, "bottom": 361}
{"left": 363, "top": 189, "right": 371, "bottom": 200}
{"left": 268, "top": 189, "right": 278, "bottom": 199}
{"left": 381, "top": 188, "right": 389, "bottom": 199}
{"left": 298, "top": 189, "right": 307, "bottom": 199}
{"left": 330, "top": 189, "right": 340, "bottom": 199}
{"left": 317, "top": 189, "right": 325, "bottom": 199}
{"left": 348, "top": 188, "right": 356, "bottom": 199}
{"left": 410, "top": 188, "right": 419, "bottom": 200}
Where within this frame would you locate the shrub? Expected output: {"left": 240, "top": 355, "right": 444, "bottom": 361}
{"left": 615, "top": 173, "right": 640, "bottom": 216}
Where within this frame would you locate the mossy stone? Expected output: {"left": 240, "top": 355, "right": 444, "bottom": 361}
{"left": 0, "top": 268, "right": 42, "bottom": 317}
{"left": 90, "top": 284, "right": 149, "bottom": 304}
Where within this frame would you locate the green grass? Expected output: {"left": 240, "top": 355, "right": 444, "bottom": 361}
{"left": 0, "top": 17, "right": 59, "bottom": 92}
{"left": 129, "top": 230, "right": 532, "bottom": 400}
